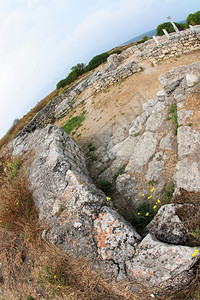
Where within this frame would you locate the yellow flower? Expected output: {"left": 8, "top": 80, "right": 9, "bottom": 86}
{"left": 157, "top": 199, "right": 161, "bottom": 203}
{"left": 142, "top": 194, "right": 145, "bottom": 197}
{"left": 138, "top": 212, "right": 140, "bottom": 215}
{"left": 16, "top": 202, "right": 19, "bottom": 205}
{"left": 150, "top": 187, "right": 155, "bottom": 192}
{"left": 148, "top": 195, "right": 152, "bottom": 199}
{"left": 146, "top": 212, "right": 149, "bottom": 216}
{"left": 192, "top": 253, "right": 196, "bottom": 257}
{"left": 135, "top": 198, "right": 138, "bottom": 201}
{"left": 106, "top": 197, "right": 111, "bottom": 201}
{"left": 195, "top": 249, "right": 199, "bottom": 254}
{"left": 112, "top": 168, "right": 115, "bottom": 171}
{"left": 54, "top": 275, "right": 57, "bottom": 279}
{"left": 153, "top": 205, "right": 157, "bottom": 209}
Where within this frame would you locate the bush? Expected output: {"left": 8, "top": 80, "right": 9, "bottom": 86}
{"left": 87, "top": 52, "right": 109, "bottom": 71}
{"left": 137, "top": 35, "right": 149, "bottom": 44}
{"left": 187, "top": 10, "right": 200, "bottom": 25}
{"left": 98, "top": 179, "right": 112, "bottom": 194}
{"left": 131, "top": 203, "right": 159, "bottom": 230}
{"left": 109, "top": 50, "right": 122, "bottom": 55}
{"left": 156, "top": 22, "right": 186, "bottom": 36}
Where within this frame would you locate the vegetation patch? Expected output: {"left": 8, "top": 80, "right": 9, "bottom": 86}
{"left": 113, "top": 165, "right": 126, "bottom": 180}
{"left": 166, "top": 103, "right": 179, "bottom": 135}
{"left": 98, "top": 179, "right": 112, "bottom": 194}
{"left": 61, "top": 111, "right": 86, "bottom": 134}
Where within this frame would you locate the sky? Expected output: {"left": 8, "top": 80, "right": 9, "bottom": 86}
{"left": 0, "top": 0, "right": 199, "bottom": 139}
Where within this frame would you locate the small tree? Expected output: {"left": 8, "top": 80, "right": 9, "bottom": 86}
{"left": 156, "top": 22, "right": 186, "bottom": 36}
{"left": 187, "top": 10, "right": 200, "bottom": 25}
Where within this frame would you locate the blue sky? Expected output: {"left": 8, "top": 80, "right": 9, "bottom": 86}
{"left": 0, "top": 0, "right": 199, "bottom": 138}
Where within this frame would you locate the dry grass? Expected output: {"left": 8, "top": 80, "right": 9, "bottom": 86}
{"left": 0, "top": 90, "right": 59, "bottom": 152}
{"left": 0, "top": 155, "right": 141, "bottom": 299}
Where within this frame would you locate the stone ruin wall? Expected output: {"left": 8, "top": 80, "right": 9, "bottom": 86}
{"left": 16, "top": 25, "right": 200, "bottom": 138}
{"left": 120, "top": 25, "right": 200, "bottom": 65}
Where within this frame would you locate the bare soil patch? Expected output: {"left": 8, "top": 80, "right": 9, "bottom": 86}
{"left": 56, "top": 50, "right": 200, "bottom": 148}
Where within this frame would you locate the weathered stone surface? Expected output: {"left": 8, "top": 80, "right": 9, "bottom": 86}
{"left": 107, "top": 126, "right": 127, "bottom": 150}
{"left": 108, "top": 136, "right": 138, "bottom": 161}
{"left": 159, "top": 65, "right": 188, "bottom": 94}
{"left": 129, "top": 112, "right": 149, "bottom": 136}
{"left": 126, "top": 132, "right": 158, "bottom": 172}
{"left": 146, "top": 204, "right": 188, "bottom": 244}
{"left": 145, "top": 157, "right": 165, "bottom": 181}
{"left": 177, "top": 109, "right": 194, "bottom": 126}
{"left": 156, "top": 90, "right": 165, "bottom": 102}
{"left": 186, "top": 73, "right": 199, "bottom": 87}
{"left": 159, "top": 132, "right": 173, "bottom": 150}
{"left": 145, "top": 111, "right": 167, "bottom": 132}
{"left": 126, "top": 234, "right": 200, "bottom": 288}
{"left": 94, "top": 206, "right": 141, "bottom": 270}
{"left": 116, "top": 174, "right": 138, "bottom": 197}
{"left": 177, "top": 126, "right": 200, "bottom": 158}
{"left": 55, "top": 97, "right": 72, "bottom": 118}
{"left": 173, "top": 160, "right": 200, "bottom": 192}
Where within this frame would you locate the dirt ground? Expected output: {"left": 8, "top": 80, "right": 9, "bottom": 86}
{"left": 55, "top": 50, "right": 200, "bottom": 148}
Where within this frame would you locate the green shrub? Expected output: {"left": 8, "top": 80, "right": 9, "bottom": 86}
{"left": 167, "top": 103, "right": 179, "bottom": 135}
{"left": 109, "top": 50, "right": 122, "bottom": 55}
{"left": 137, "top": 35, "right": 149, "bottom": 44}
{"left": 87, "top": 52, "right": 109, "bottom": 71}
{"left": 113, "top": 165, "right": 126, "bottom": 179}
{"left": 131, "top": 203, "right": 159, "bottom": 229}
{"left": 163, "top": 183, "right": 174, "bottom": 203}
{"left": 98, "top": 179, "right": 112, "bottom": 194}
{"left": 61, "top": 111, "right": 86, "bottom": 134}
{"left": 156, "top": 22, "right": 186, "bottom": 36}
{"left": 187, "top": 10, "right": 200, "bottom": 25}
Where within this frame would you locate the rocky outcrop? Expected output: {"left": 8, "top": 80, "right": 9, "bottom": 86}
{"left": 6, "top": 52, "right": 200, "bottom": 297}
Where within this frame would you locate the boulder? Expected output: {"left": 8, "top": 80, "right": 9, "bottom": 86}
{"left": 177, "top": 126, "right": 200, "bottom": 158}
{"left": 94, "top": 206, "right": 141, "bottom": 272}
{"left": 126, "top": 132, "right": 158, "bottom": 172}
{"left": 116, "top": 174, "right": 138, "bottom": 197}
{"left": 126, "top": 234, "right": 200, "bottom": 288}
{"left": 146, "top": 204, "right": 188, "bottom": 244}
{"left": 108, "top": 136, "right": 139, "bottom": 161}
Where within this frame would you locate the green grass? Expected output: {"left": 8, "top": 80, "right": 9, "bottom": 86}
{"left": 113, "top": 165, "right": 126, "bottom": 180}
{"left": 163, "top": 183, "right": 174, "bottom": 203}
{"left": 167, "top": 103, "right": 179, "bottom": 135}
{"left": 130, "top": 203, "right": 159, "bottom": 230}
{"left": 61, "top": 111, "right": 86, "bottom": 134}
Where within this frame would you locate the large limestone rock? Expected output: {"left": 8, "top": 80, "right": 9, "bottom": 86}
{"left": 116, "top": 174, "right": 138, "bottom": 197}
{"left": 177, "top": 126, "right": 200, "bottom": 158}
{"left": 126, "top": 132, "right": 158, "bottom": 172}
{"left": 146, "top": 204, "right": 188, "bottom": 244}
{"left": 94, "top": 206, "right": 141, "bottom": 273}
{"left": 126, "top": 234, "right": 200, "bottom": 288}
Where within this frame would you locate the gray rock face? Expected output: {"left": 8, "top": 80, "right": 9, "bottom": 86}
{"left": 129, "top": 112, "right": 149, "bottom": 136}
{"left": 94, "top": 206, "right": 141, "bottom": 271}
{"left": 146, "top": 204, "right": 188, "bottom": 244}
{"left": 173, "top": 160, "right": 200, "bottom": 192}
{"left": 126, "top": 234, "right": 199, "bottom": 288}
{"left": 145, "top": 111, "right": 167, "bottom": 132}
{"left": 116, "top": 174, "right": 138, "bottom": 197}
{"left": 108, "top": 136, "right": 138, "bottom": 161}
{"left": 126, "top": 132, "right": 158, "bottom": 172}
{"left": 177, "top": 109, "right": 194, "bottom": 126}
{"left": 156, "top": 90, "right": 165, "bottom": 102}
{"left": 177, "top": 126, "right": 200, "bottom": 158}
{"left": 159, "top": 132, "right": 173, "bottom": 150}
{"left": 159, "top": 65, "right": 188, "bottom": 94}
